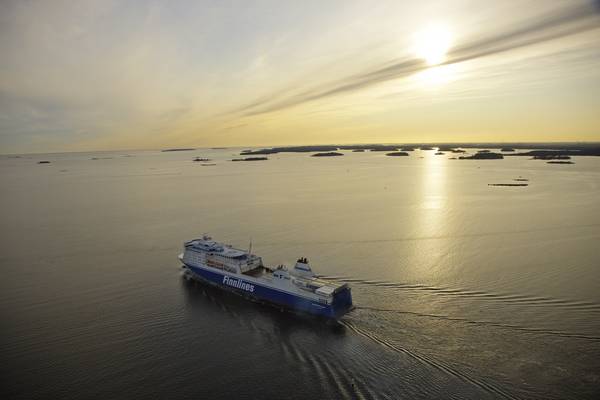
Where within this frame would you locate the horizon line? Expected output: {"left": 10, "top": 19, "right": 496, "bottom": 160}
{"left": 3, "top": 140, "right": 600, "bottom": 157}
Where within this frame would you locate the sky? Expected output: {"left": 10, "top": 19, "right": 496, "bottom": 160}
{"left": 1, "top": 0, "right": 599, "bottom": 153}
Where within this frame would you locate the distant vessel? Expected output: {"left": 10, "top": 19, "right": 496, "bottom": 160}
{"left": 179, "top": 236, "right": 353, "bottom": 319}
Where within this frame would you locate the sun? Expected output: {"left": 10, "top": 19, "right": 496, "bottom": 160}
{"left": 413, "top": 24, "right": 453, "bottom": 66}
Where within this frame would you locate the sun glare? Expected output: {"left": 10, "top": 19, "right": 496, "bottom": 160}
{"left": 414, "top": 24, "right": 453, "bottom": 66}
{"left": 413, "top": 64, "right": 460, "bottom": 88}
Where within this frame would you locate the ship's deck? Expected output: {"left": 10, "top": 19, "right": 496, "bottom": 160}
{"left": 242, "top": 265, "right": 343, "bottom": 295}
{"left": 242, "top": 266, "right": 271, "bottom": 278}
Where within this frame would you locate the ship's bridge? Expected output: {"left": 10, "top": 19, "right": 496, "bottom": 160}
{"left": 184, "top": 236, "right": 263, "bottom": 274}
{"left": 186, "top": 238, "right": 249, "bottom": 259}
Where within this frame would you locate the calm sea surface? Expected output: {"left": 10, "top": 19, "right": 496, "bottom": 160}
{"left": 1, "top": 148, "right": 599, "bottom": 399}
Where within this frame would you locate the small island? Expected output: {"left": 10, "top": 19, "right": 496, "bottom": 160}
{"left": 193, "top": 157, "right": 211, "bottom": 162}
{"left": 369, "top": 145, "right": 399, "bottom": 152}
{"left": 533, "top": 154, "right": 571, "bottom": 160}
{"left": 231, "top": 157, "right": 268, "bottom": 161}
{"left": 311, "top": 152, "right": 343, "bottom": 157}
{"left": 547, "top": 160, "right": 574, "bottom": 164}
{"left": 437, "top": 146, "right": 456, "bottom": 152}
{"left": 242, "top": 145, "right": 338, "bottom": 155}
{"left": 161, "top": 148, "right": 195, "bottom": 152}
{"left": 459, "top": 152, "right": 504, "bottom": 160}
{"left": 451, "top": 149, "right": 466, "bottom": 153}
{"left": 352, "top": 149, "right": 365, "bottom": 152}
{"left": 507, "top": 148, "right": 600, "bottom": 158}
{"left": 37, "top": 160, "right": 51, "bottom": 164}
{"left": 488, "top": 183, "right": 528, "bottom": 187}
{"left": 435, "top": 152, "right": 445, "bottom": 155}
{"left": 386, "top": 151, "right": 409, "bottom": 157}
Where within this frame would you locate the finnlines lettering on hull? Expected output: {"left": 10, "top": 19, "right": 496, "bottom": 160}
{"left": 179, "top": 235, "right": 353, "bottom": 319}
{"left": 223, "top": 276, "right": 255, "bottom": 292}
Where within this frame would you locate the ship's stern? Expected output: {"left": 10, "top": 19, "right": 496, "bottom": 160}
{"left": 331, "top": 286, "right": 353, "bottom": 319}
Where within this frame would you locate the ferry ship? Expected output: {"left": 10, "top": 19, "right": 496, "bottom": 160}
{"left": 179, "top": 235, "right": 353, "bottom": 319}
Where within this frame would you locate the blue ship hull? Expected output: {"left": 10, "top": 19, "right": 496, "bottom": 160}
{"left": 184, "top": 264, "right": 352, "bottom": 319}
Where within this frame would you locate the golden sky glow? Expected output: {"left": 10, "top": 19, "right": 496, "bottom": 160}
{"left": 0, "top": 0, "right": 599, "bottom": 153}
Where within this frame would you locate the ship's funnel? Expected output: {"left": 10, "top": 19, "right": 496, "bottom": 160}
{"left": 293, "top": 257, "right": 315, "bottom": 278}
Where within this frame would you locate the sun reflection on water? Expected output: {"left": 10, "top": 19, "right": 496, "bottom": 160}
{"left": 421, "top": 150, "right": 447, "bottom": 211}
{"left": 403, "top": 148, "right": 451, "bottom": 289}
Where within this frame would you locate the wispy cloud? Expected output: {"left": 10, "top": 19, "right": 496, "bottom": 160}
{"left": 236, "top": 2, "right": 600, "bottom": 117}
{"left": 219, "top": 123, "right": 248, "bottom": 131}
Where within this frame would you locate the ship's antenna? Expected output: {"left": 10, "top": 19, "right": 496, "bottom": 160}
{"left": 248, "top": 237, "right": 252, "bottom": 255}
